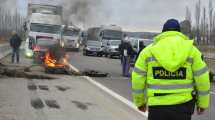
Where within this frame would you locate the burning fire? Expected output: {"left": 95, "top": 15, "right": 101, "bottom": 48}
{"left": 44, "top": 50, "right": 68, "bottom": 68}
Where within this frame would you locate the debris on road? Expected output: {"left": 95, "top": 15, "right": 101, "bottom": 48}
{"left": 0, "top": 62, "right": 56, "bottom": 79}
{"left": 31, "top": 98, "right": 44, "bottom": 109}
{"left": 45, "top": 100, "right": 60, "bottom": 109}
{"left": 38, "top": 85, "right": 49, "bottom": 91}
{"left": 71, "top": 100, "right": 93, "bottom": 111}
{"left": 1, "top": 61, "right": 109, "bottom": 79}
{"left": 28, "top": 84, "right": 37, "bottom": 91}
{"left": 56, "top": 85, "right": 71, "bottom": 92}
{"left": 82, "top": 70, "right": 109, "bottom": 77}
{"left": 40, "top": 45, "right": 110, "bottom": 77}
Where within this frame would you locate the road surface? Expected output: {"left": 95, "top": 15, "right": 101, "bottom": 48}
{"left": 0, "top": 52, "right": 147, "bottom": 120}
{"left": 68, "top": 51, "right": 215, "bottom": 120}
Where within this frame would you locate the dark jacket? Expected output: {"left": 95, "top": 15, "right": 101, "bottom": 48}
{"left": 136, "top": 42, "right": 146, "bottom": 59}
{"left": 10, "top": 34, "right": 22, "bottom": 49}
{"left": 119, "top": 41, "right": 136, "bottom": 57}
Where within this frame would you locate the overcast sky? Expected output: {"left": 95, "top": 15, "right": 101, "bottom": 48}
{"left": 17, "top": 0, "right": 211, "bottom": 32}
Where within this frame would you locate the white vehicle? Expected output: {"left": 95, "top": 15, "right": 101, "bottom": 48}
{"left": 25, "top": 13, "right": 63, "bottom": 57}
{"left": 98, "top": 25, "right": 123, "bottom": 55}
{"left": 84, "top": 27, "right": 103, "bottom": 56}
{"left": 25, "top": 3, "right": 63, "bottom": 58}
{"left": 104, "top": 40, "right": 121, "bottom": 58}
{"left": 130, "top": 38, "right": 154, "bottom": 52}
{"left": 63, "top": 26, "right": 80, "bottom": 51}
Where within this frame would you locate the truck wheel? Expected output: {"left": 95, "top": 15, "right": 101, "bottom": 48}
{"left": 107, "top": 54, "right": 111, "bottom": 58}
{"left": 45, "top": 67, "right": 54, "bottom": 74}
{"left": 105, "top": 53, "right": 108, "bottom": 57}
{"left": 97, "top": 54, "right": 102, "bottom": 57}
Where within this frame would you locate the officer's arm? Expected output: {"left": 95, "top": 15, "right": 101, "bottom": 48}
{"left": 192, "top": 47, "right": 210, "bottom": 109}
{"left": 132, "top": 49, "right": 148, "bottom": 107}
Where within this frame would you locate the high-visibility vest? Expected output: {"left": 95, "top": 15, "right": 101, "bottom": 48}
{"left": 132, "top": 31, "right": 210, "bottom": 108}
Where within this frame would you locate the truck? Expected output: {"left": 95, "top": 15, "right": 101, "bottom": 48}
{"left": 63, "top": 25, "right": 81, "bottom": 51}
{"left": 24, "top": 3, "right": 64, "bottom": 63}
{"left": 83, "top": 27, "right": 103, "bottom": 56}
{"left": 99, "top": 25, "right": 124, "bottom": 57}
{"left": 28, "top": 4, "right": 63, "bottom": 16}
{"left": 83, "top": 25, "right": 123, "bottom": 57}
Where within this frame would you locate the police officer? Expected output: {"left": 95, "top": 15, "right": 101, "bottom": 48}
{"left": 132, "top": 19, "right": 210, "bottom": 120}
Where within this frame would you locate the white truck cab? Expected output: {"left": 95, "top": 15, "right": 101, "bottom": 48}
{"left": 99, "top": 25, "right": 123, "bottom": 56}
{"left": 63, "top": 26, "right": 80, "bottom": 51}
{"left": 25, "top": 13, "right": 63, "bottom": 57}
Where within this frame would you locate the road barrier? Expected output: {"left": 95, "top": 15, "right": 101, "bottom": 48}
{"left": 0, "top": 43, "right": 11, "bottom": 59}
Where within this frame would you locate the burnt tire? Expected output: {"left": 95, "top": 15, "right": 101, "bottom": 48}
{"left": 45, "top": 68, "right": 55, "bottom": 74}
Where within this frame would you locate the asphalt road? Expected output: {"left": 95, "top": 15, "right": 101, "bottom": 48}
{"left": 68, "top": 52, "right": 132, "bottom": 100}
{"left": 68, "top": 51, "right": 215, "bottom": 120}
{"left": 0, "top": 51, "right": 148, "bottom": 120}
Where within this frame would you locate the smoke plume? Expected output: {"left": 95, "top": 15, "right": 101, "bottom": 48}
{"left": 61, "top": 0, "right": 109, "bottom": 29}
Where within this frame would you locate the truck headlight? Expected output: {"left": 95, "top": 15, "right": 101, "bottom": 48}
{"left": 76, "top": 43, "right": 80, "bottom": 48}
{"left": 25, "top": 51, "right": 33, "bottom": 57}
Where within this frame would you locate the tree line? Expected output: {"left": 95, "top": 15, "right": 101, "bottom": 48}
{"left": 182, "top": 0, "right": 215, "bottom": 45}
{"left": 0, "top": 8, "right": 25, "bottom": 38}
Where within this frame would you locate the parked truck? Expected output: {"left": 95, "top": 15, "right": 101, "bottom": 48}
{"left": 25, "top": 3, "right": 64, "bottom": 64}
{"left": 28, "top": 4, "right": 63, "bottom": 16}
{"left": 83, "top": 25, "right": 123, "bottom": 57}
{"left": 83, "top": 27, "right": 103, "bottom": 56}
{"left": 63, "top": 25, "right": 81, "bottom": 51}
{"left": 99, "top": 25, "right": 124, "bottom": 57}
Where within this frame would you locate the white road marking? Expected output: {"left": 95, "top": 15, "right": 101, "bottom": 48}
{"left": 68, "top": 63, "right": 148, "bottom": 117}
{"left": 83, "top": 76, "right": 148, "bottom": 117}
{"left": 210, "top": 91, "right": 215, "bottom": 95}
{"left": 67, "top": 64, "right": 80, "bottom": 73}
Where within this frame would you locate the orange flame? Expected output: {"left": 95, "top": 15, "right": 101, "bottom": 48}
{"left": 44, "top": 50, "right": 66, "bottom": 68}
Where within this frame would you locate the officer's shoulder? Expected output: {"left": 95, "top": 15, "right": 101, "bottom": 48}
{"left": 139, "top": 44, "right": 153, "bottom": 56}
{"left": 190, "top": 45, "right": 202, "bottom": 58}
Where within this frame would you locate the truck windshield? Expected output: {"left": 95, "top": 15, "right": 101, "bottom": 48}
{"left": 103, "top": 30, "right": 123, "bottom": 40}
{"left": 36, "top": 38, "right": 58, "bottom": 46}
{"left": 30, "top": 23, "right": 61, "bottom": 34}
{"left": 87, "top": 28, "right": 100, "bottom": 41}
{"left": 64, "top": 30, "right": 79, "bottom": 36}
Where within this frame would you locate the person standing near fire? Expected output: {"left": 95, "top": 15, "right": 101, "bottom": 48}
{"left": 9, "top": 31, "right": 22, "bottom": 64}
{"left": 119, "top": 35, "right": 136, "bottom": 77}
{"left": 132, "top": 19, "right": 210, "bottom": 120}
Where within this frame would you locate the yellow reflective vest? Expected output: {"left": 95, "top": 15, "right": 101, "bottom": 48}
{"left": 132, "top": 31, "right": 210, "bottom": 109}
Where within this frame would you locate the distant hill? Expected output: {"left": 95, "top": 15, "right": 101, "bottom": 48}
{"left": 125, "top": 32, "right": 159, "bottom": 39}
